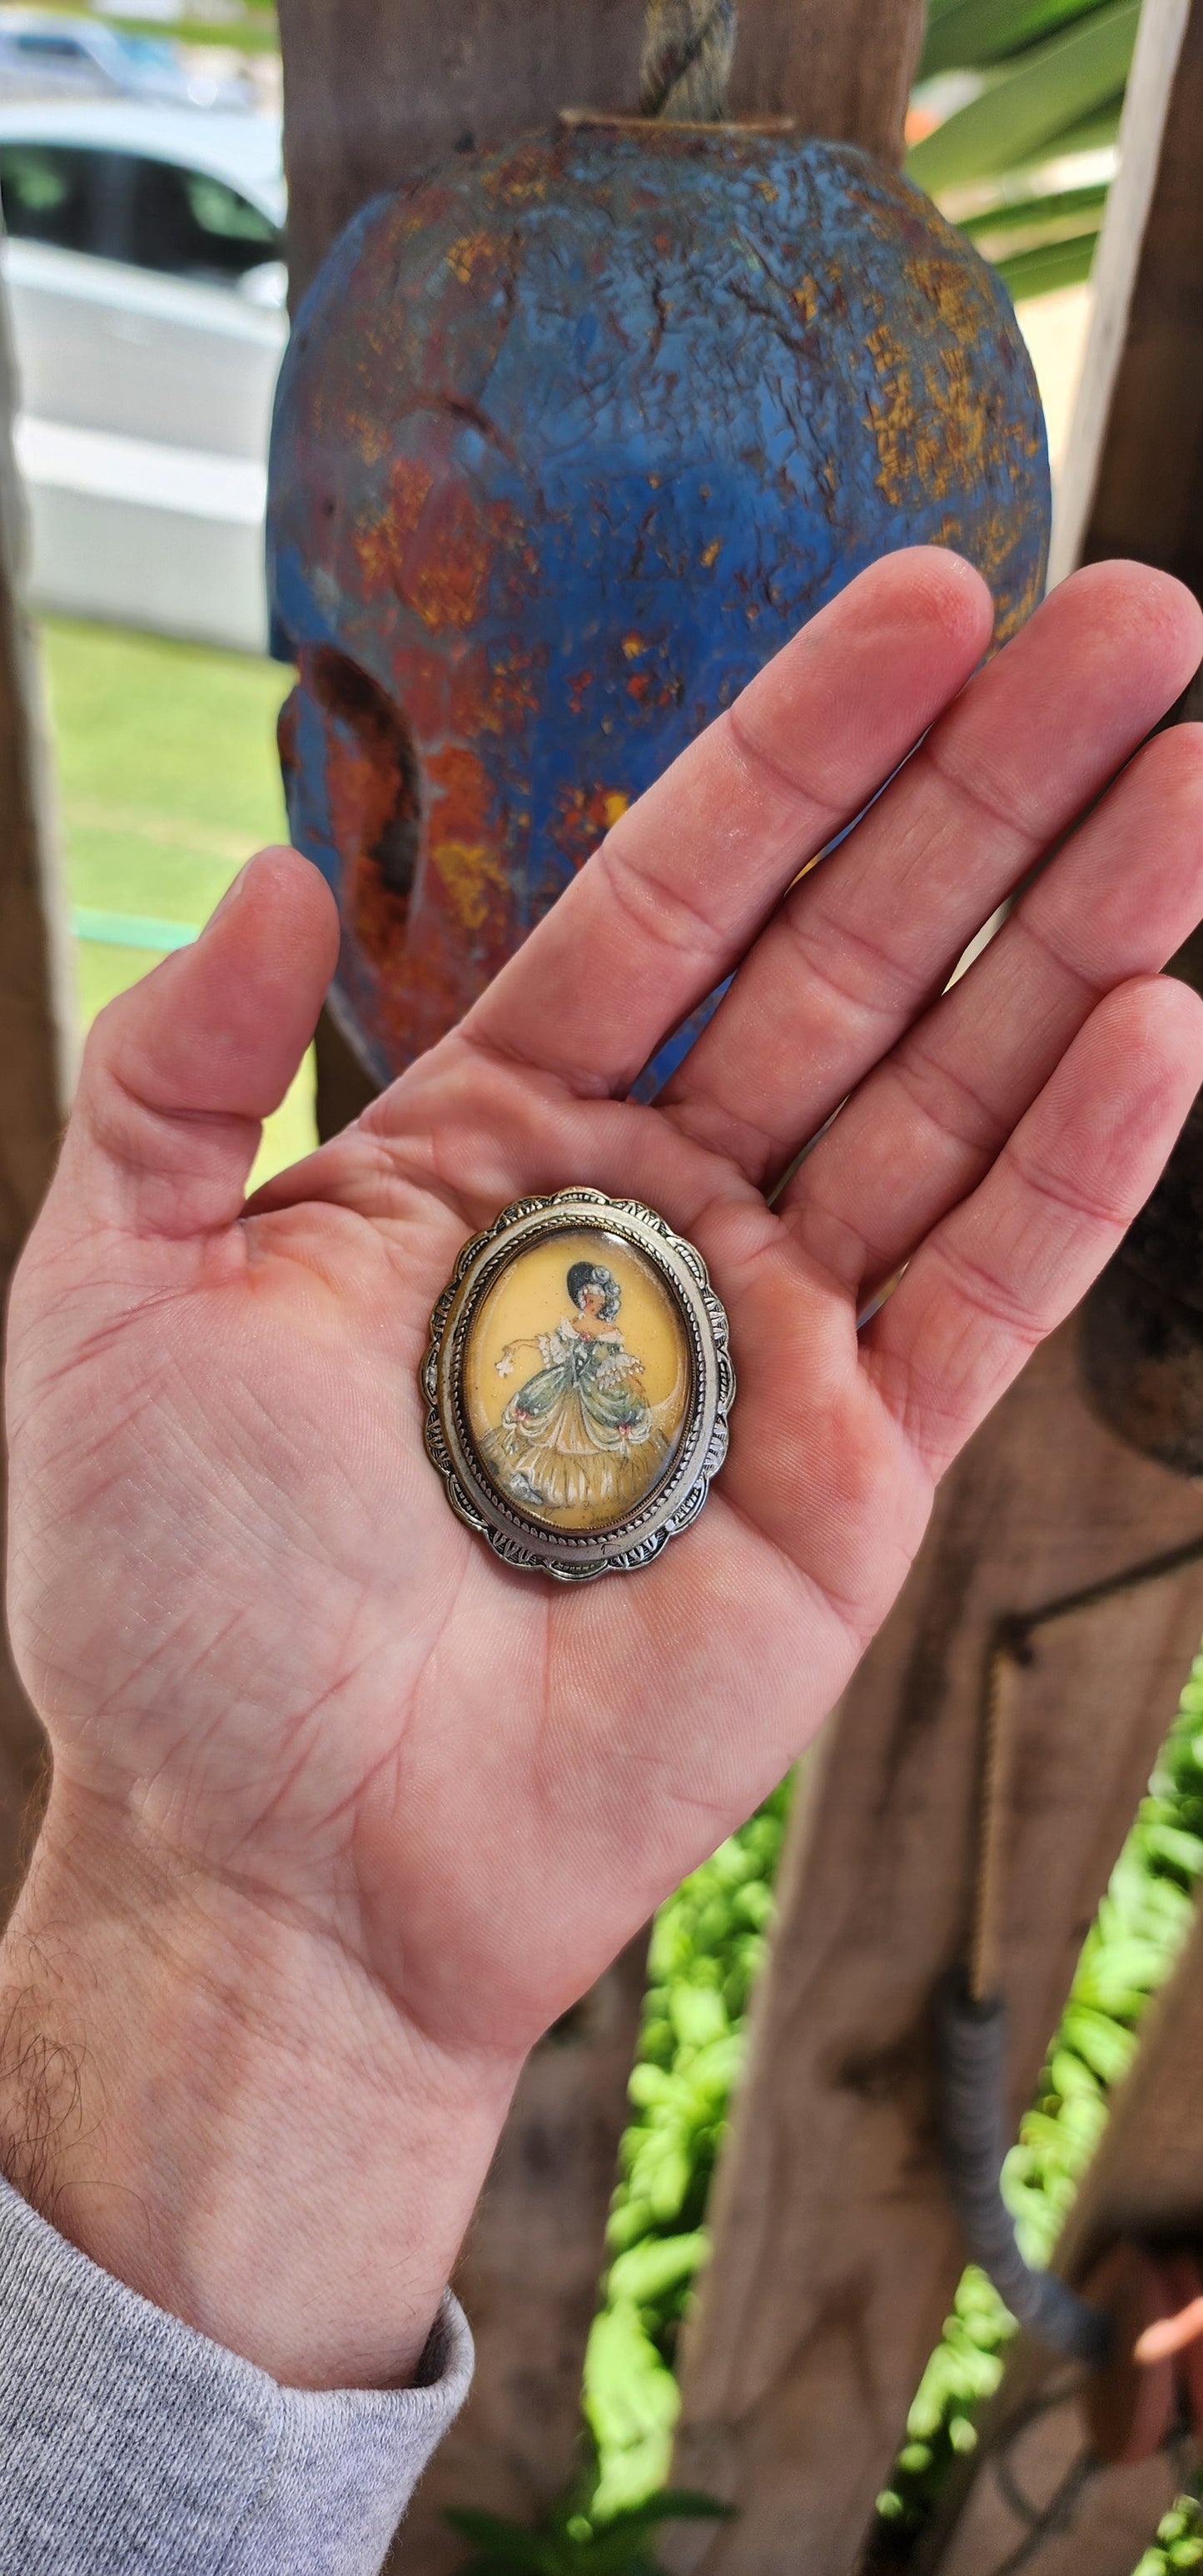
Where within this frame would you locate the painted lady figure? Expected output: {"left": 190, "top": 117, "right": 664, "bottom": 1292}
{"left": 485, "top": 1261, "right": 676, "bottom": 1519}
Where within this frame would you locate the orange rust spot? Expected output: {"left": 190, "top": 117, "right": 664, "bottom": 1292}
{"left": 350, "top": 415, "right": 393, "bottom": 468}
{"left": 351, "top": 517, "right": 397, "bottom": 598}
{"left": 485, "top": 143, "right": 548, "bottom": 205}
{"left": 755, "top": 179, "right": 778, "bottom": 202}
{"left": 386, "top": 644, "right": 451, "bottom": 740}
{"left": 350, "top": 456, "right": 437, "bottom": 599}
{"left": 425, "top": 743, "right": 491, "bottom": 836}
{"left": 450, "top": 643, "right": 541, "bottom": 739}
{"left": 552, "top": 781, "right": 634, "bottom": 871}
{"left": 445, "top": 231, "right": 495, "bottom": 286}
{"left": 790, "top": 274, "right": 820, "bottom": 325}
{"left": 351, "top": 843, "right": 410, "bottom": 967}
{"left": 390, "top": 457, "right": 436, "bottom": 537}
{"left": 700, "top": 538, "right": 721, "bottom": 568}
{"left": 423, "top": 745, "right": 510, "bottom": 936}
{"left": 405, "top": 485, "right": 490, "bottom": 631}
{"left": 622, "top": 633, "right": 649, "bottom": 661}
{"left": 428, "top": 836, "right": 509, "bottom": 932}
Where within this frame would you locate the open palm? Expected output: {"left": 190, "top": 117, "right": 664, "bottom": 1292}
{"left": 7, "top": 550, "right": 1203, "bottom": 2385}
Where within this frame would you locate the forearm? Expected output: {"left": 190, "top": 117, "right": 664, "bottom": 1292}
{"left": 0, "top": 1778, "right": 516, "bottom": 2390}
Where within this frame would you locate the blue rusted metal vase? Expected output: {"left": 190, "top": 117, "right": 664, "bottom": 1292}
{"left": 268, "top": 121, "right": 1050, "bottom": 1092}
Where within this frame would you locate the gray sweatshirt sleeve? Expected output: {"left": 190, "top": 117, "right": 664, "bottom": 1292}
{"left": 0, "top": 2174, "right": 473, "bottom": 2574}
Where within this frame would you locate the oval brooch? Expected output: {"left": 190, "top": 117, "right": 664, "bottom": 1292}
{"left": 422, "top": 1189, "right": 734, "bottom": 1581}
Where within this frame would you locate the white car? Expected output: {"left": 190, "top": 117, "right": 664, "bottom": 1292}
{"left": 0, "top": 13, "right": 251, "bottom": 109}
{"left": 0, "top": 99, "right": 286, "bottom": 649}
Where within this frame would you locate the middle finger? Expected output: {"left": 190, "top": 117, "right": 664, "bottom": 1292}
{"left": 659, "top": 561, "right": 1203, "bottom": 1182}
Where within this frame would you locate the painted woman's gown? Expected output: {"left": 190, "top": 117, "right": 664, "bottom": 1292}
{"left": 485, "top": 1316, "right": 674, "bottom": 1516}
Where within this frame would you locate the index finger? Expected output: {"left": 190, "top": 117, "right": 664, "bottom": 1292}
{"left": 463, "top": 548, "right": 993, "bottom": 1098}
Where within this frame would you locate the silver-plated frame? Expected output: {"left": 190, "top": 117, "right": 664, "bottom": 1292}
{"left": 422, "top": 1188, "right": 734, "bottom": 1581}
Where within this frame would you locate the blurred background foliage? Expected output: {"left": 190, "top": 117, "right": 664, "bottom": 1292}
{"left": 570, "top": 1654, "right": 1203, "bottom": 2574}
{"left": 907, "top": 0, "right": 1133, "bottom": 299}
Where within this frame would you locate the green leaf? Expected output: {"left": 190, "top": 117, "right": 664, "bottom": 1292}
{"left": 1057, "top": 2005, "right": 1137, "bottom": 2085}
{"left": 1143, "top": 1821, "right": 1203, "bottom": 1877}
{"left": 960, "top": 178, "right": 1106, "bottom": 236}
{"left": 1022, "top": 95, "right": 1124, "bottom": 157}
{"left": 668, "top": 1984, "right": 728, "bottom": 2049}
{"left": 907, "top": 0, "right": 1138, "bottom": 192}
{"left": 1009, "top": 231, "right": 1091, "bottom": 304}
{"left": 922, "top": 0, "right": 1115, "bottom": 77}
{"left": 594, "top": 2492, "right": 735, "bottom": 2534}
{"left": 607, "top": 2231, "right": 709, "bottom": 2308}
{"left": 442, "top": 2510, "right": 564, "bottom": 2575}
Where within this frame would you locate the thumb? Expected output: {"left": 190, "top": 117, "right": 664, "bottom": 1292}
{"left": 56, "top": 846, "right": 339, "bottom": 1241}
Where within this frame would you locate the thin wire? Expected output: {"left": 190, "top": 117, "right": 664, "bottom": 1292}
{"left": 968, "top": 1533, "right": 1203, "bottom": 2004}
{"left": 987, "top": 2448, "right": 1096, "bottom": 2576}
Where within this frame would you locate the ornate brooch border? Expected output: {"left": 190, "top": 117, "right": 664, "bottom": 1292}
{"left": 421, "top": 1188, "right": 734, "bottom": 1582}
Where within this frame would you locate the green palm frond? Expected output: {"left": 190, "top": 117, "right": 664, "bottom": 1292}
{"left": 959, "top": 177, "right": 1107, "bottom": 292}
{"left": 908, "top": 0, "right": 1136, "bottom": 311}
{"left": 922, "top": 0, "right": 1120, "bottom": 78}
{"left": 907, "top": 0, "right": 1136, "bottom": 192}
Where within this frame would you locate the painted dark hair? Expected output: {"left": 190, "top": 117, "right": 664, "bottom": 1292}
{"left": 567, "top": 1261, "right": 620, "bottom": 1321}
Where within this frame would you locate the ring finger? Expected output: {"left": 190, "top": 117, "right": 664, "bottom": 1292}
{"left": 782, "top": 722, "right": 1203, "bottom": 1300}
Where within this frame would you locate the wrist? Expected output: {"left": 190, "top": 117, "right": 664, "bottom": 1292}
{"left": 0, "top": 1784, "right": 518, "bottom": 2388}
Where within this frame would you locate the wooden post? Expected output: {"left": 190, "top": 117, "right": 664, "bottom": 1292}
{"left": 1050, "top": 0, "right": 1203, "bottom": 603}
{"left": 729, "top": 0, "right": 925, "bottom": 167}
{"left": 670, "top": 1322, "right": 1203, "bottom": 2576}
{"left": 276, "top": 0, "right": 644, "bottom": 308}
{"left": 0, "top": 285, "right": 72, "bottom": 1905}
{"left": 910, "top": 12, "right": 1203, "bottom": 2562}
{"left": 389, "top": 1939, "right": 648, "bottom": 2573}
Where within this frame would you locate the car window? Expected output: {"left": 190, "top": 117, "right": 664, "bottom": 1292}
{"left": 0, "top": 142, "right": 102, "bottom": 254}
{"left": 123, "top": 156, "right": 281, "bottom": 281}
{"left": 12, "top": 33, "right": 88, "bottom": 55}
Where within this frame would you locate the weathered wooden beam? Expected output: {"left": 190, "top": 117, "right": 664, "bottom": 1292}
{"left": 0, "top": 286, "right": 71, "bottom": 1907}
{"left": 276, "top": 0, "right": 645, "bottom": 304}
{"left": 915, "top": 13, "right": 1203, "bottom": 2563}
{"left": 386, "top": 1937, "right": 648, "bottom": 2574}
{"left": 729, "top": 0, "right": 926, "bottom": 167}
{"left": 918, "top": 2363, "right": 1186, "bottom": 2576}
{"left": 1050, "top": 0, "right": 1203, "bottom": 596}
{"left": 670, "top": 1322, "right": 1203, "bottom": 2576}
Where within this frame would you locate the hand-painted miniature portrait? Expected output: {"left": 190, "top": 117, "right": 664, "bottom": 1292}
{"left": 462, "top": 1228, "right": 693, "bottom": 1533}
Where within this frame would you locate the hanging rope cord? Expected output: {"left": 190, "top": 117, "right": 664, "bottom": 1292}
{"left": 939, "top": 1534, "right": 1203, "bottom": 2374}
{"left": 639, "top": 0, "right": 737, "bottom": 120}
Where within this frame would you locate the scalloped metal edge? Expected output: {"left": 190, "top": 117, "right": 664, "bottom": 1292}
{"left": 421, "top": 1189, "right": 733, "bottom": 1581}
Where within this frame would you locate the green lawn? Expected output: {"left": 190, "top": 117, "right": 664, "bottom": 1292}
{"left": 41, "top": 617, "right": 316, "bottom": 1190}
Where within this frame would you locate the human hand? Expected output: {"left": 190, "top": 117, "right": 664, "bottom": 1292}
{"left": 6, "top": 551, "right": 1203, "bottom": 2389}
